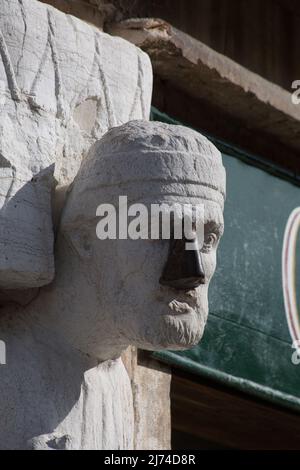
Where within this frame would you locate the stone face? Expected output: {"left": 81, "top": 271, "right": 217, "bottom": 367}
{"left": 61, "top": 120, "right": 225, "bottom": 353}
{"left": 0, "top": 0, "right": 152, "bottom": 289}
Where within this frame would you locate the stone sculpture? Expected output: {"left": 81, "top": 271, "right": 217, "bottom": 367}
{"left": 0, "top": 119, "right": 225, "bottom": 449}
{"left": 0, "top": 0, "right": 225, "bottom": 451}
{"left": 61, "top": 120, "right": 226, "bottom": 353}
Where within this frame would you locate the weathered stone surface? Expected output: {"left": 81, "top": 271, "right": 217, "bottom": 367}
{"left": 109, "top": 18, "right": 300, "bottom": 157}
{"left": 122, "top": 347, "right": 171, "bottom": 450}
{"left": 0, "top": 120, "right": 225, "bottom": 449}
{"left": 133, "top": 352, "right": 171, "bottom": 450}
{"left": 39, "top": 0, "right": 109, "bottom": 29}
{"left": 0, "top": 0, "right": 152, "bottom": 289}
{"left": 40, "top": 0, "right": 139, "bottom": 24}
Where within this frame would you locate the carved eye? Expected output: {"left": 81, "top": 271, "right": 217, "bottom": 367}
{"left": 202, "top": 233, "right": 218, "bottom": 253}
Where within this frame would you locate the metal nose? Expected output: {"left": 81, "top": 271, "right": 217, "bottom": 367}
{"left": 159, "top": 237, "right": 205, "bottom": 290}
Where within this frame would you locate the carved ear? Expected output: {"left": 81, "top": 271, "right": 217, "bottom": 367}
{"left": 0, "top": 164, "right": 57, "bottom": 289}
{"left": 64, "top": 224, "right": 93, "bottom": 260}
{"left": 58, "top": 176, "right": 97, "bottom": 261}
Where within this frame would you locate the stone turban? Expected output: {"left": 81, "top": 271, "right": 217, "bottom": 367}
{"left": 62, "top": 120, "right": 226, "bottom": 227}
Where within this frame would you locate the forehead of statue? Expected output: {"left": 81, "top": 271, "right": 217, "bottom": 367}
{"left": 108, "top": 183, "right": 224, "bottom": 210}
{"left": 114, "top": 194, "right": 224, "bottom": 225}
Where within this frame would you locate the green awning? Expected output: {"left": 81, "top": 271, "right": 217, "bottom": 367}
{"left": 151, "top": 107, "right": 300, "bottom": 412}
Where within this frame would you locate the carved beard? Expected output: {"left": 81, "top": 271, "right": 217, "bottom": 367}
{"left": 161, "top": 308, "right": 207, "bottom": 349}
{"left": 129, "top": 304, "right": 208, "bottom": 352}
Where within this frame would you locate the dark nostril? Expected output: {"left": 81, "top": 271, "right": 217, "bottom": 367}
{"left": 159, "top": 238, "right": 205, "bottom": 290}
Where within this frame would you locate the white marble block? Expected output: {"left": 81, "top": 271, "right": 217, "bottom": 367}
{"left": 0, "top": 0, "right": 152, "bottom": 288}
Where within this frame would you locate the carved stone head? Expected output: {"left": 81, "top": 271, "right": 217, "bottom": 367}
{"left": 61, "top": 120, "right": 226, "bottom": 353}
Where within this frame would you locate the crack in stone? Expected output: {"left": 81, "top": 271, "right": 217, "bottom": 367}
{"left": 47, "top": 8, "right": 65, "bottom": 119}
{"left": 94, "top": 32, "right": 116, "bottom": 128}
{"left": 0, "top": 24, "right": 21, "bottom": 102}
{"left": 16, "top": 0, "right": 27, "bottom": 78}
